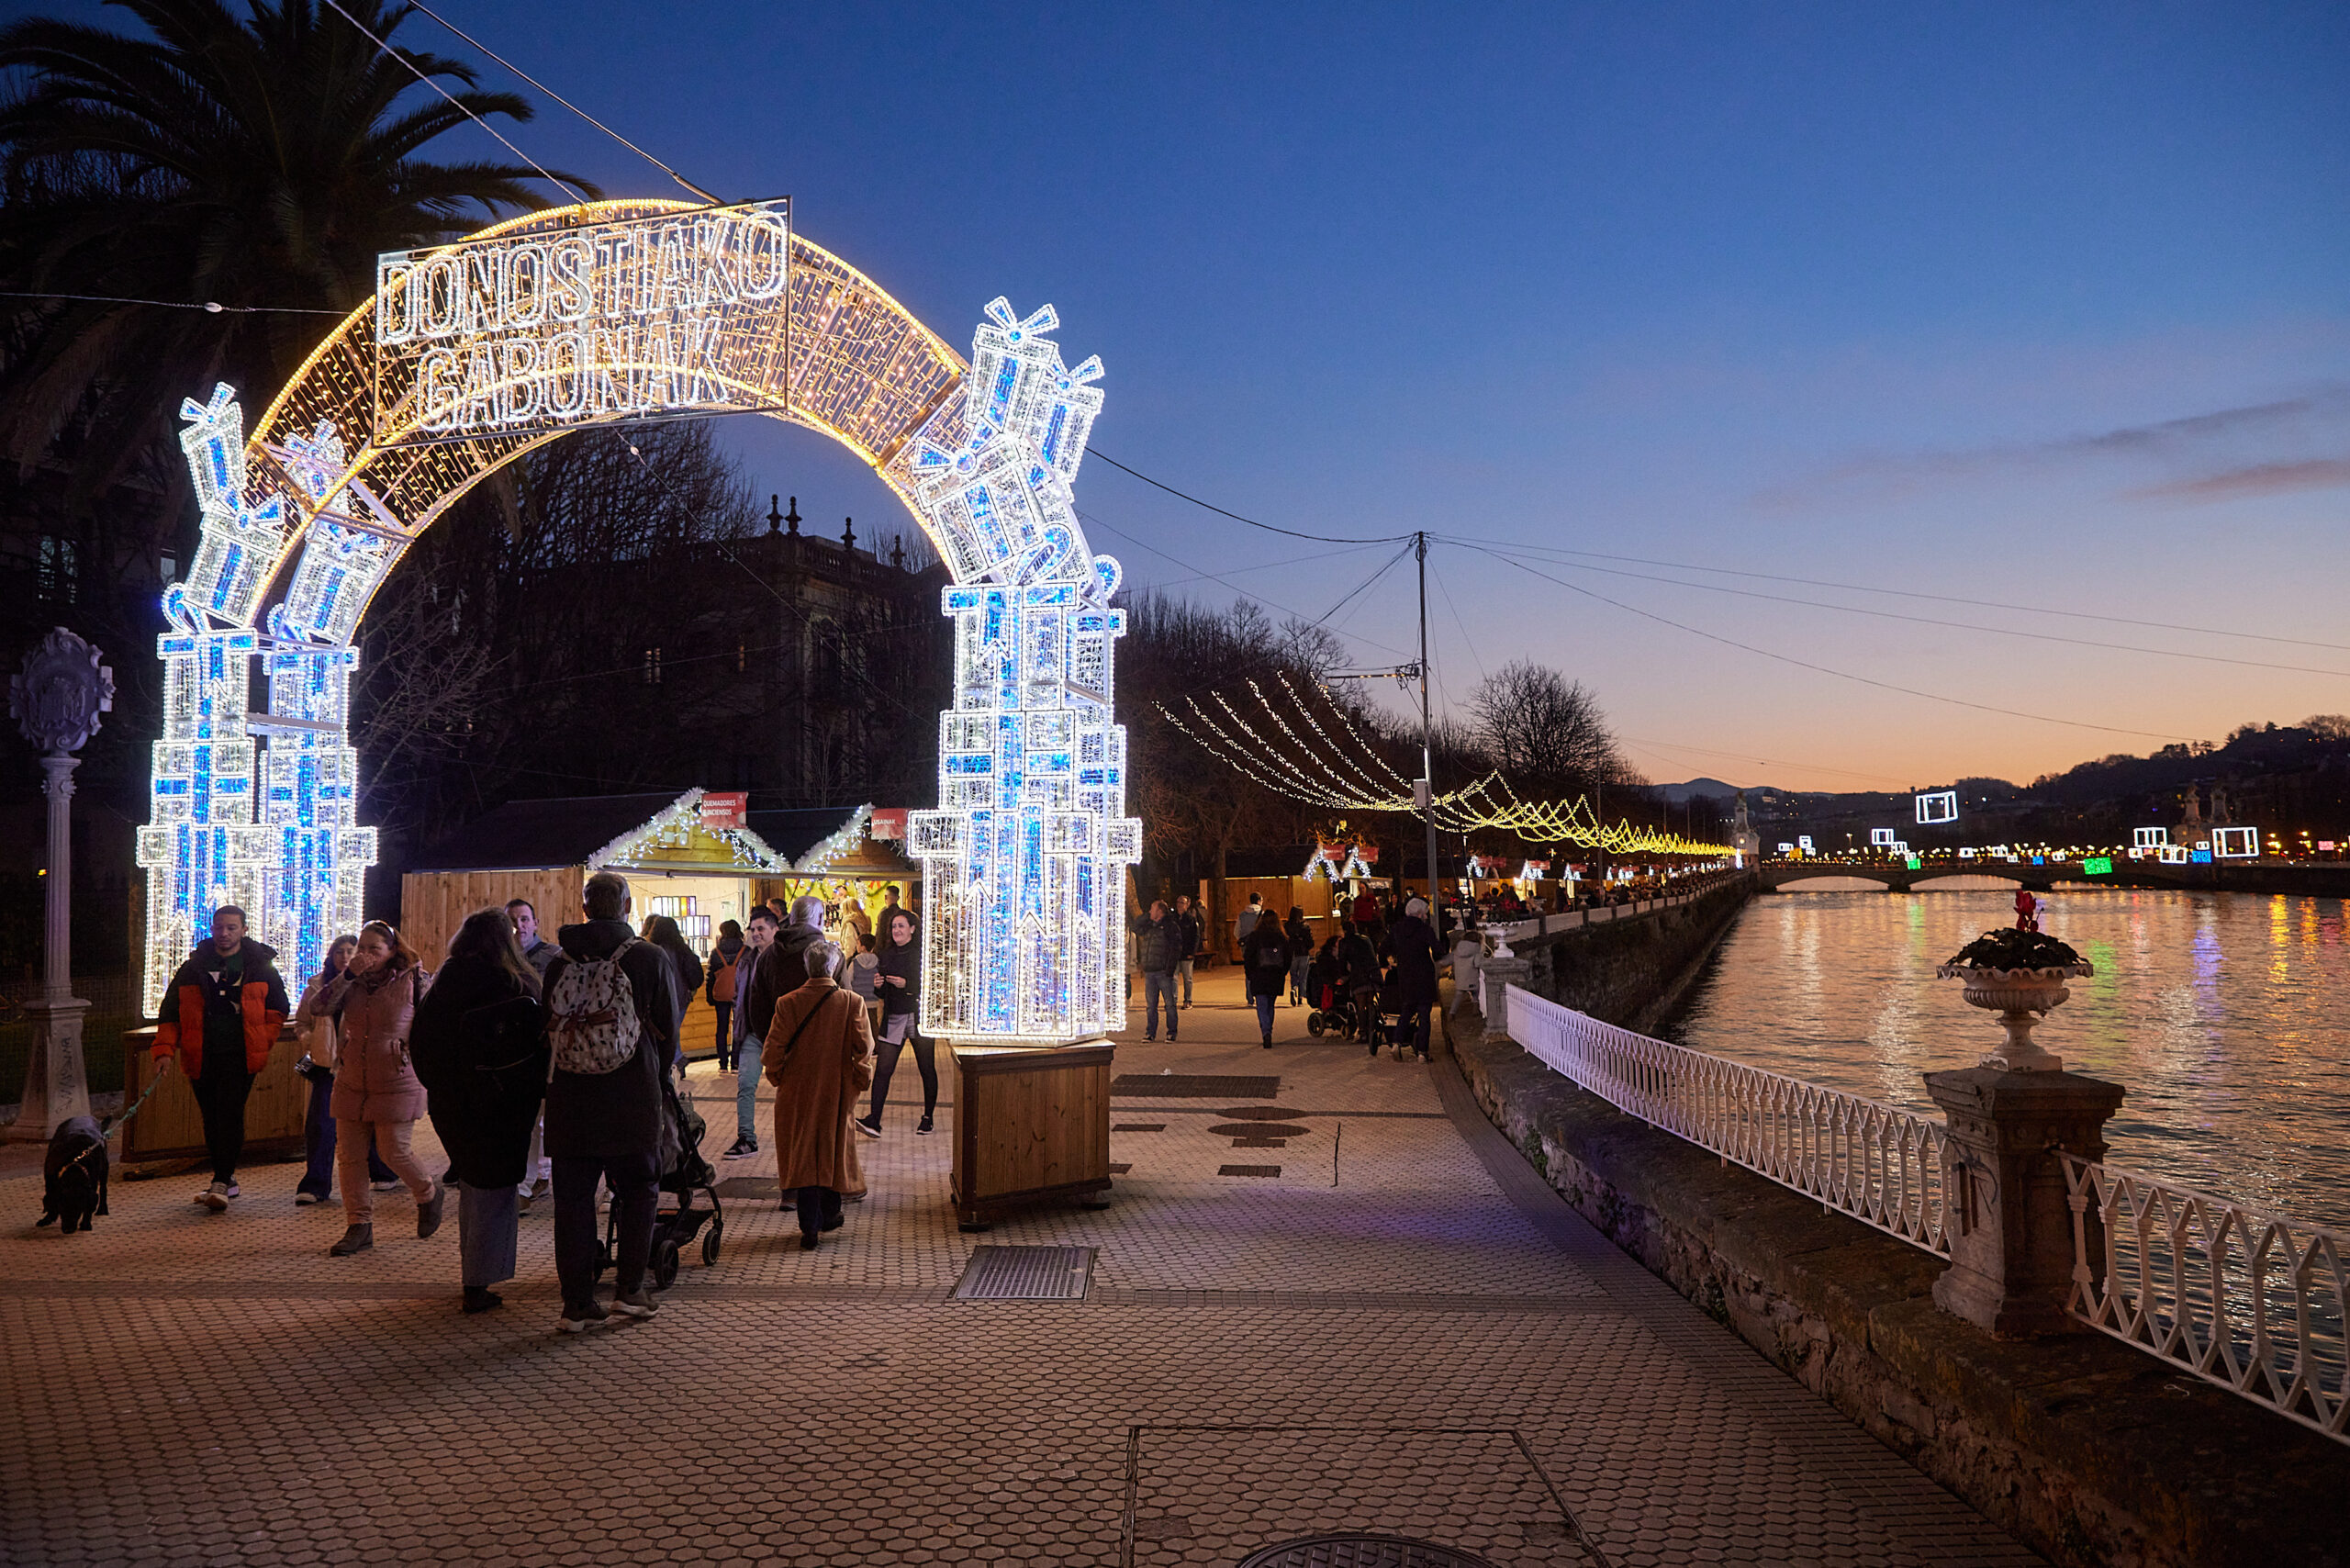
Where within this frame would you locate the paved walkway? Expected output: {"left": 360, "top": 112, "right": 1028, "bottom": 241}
{"left": 0, "top": 968, "right": 2040, "bottom": 1567}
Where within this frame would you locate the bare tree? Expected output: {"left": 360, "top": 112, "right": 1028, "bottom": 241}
{"left": 1464, "top": 659, "right": 1635, "bottom": 796}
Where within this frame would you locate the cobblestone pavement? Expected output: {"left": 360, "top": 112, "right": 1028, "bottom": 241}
{"left": 0, "top": 969, "right": 2041, "bottom": 1567}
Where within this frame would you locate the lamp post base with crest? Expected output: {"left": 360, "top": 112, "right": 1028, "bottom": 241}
{"left": 8, "top": 629, "right": 113, "bottom": 1141}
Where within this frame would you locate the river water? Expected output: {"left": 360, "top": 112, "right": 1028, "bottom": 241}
{"left": 1671, "top": 882, "right": 2350, "bottom": 1230}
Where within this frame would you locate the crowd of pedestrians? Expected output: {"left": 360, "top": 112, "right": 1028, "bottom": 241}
{"left": 1130, "top": 889, "right": 1463, "bottom": 1059}
{"left": 148, "top": 874, "right": 918, "bottom": 1335}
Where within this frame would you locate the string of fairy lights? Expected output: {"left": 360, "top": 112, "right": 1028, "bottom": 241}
{"left": 1160, "top": 674, "right": 1732, "bottom": 857}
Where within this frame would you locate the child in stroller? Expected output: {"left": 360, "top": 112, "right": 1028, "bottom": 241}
{"left": 599, "top": 1071, "right": 723, "bottom": 1292}
{"left": 1304, "top": 936, "right": 1354, "bottom": 1038}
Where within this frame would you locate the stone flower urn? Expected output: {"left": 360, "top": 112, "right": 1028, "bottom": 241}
{"left": 1935, "top": 928, "right": 2093, "bottom": 1072}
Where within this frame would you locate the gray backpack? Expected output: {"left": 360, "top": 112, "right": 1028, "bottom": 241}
{"left": 547, "top": 938, "right": 643, "bottom": 1077}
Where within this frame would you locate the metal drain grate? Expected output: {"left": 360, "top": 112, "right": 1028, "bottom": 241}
{"left": 1235, "top": 1536, "right": 1501, "bottom": 1568}
{"left": 949, "top": 1245, "right": 1096, "bottom": 1301}
{"left": 1112, "top": 1074, "right": 1280, "bottom": 1099}
{"left": 1219, "top": 1163, "right": 1282, "bottom": 1178}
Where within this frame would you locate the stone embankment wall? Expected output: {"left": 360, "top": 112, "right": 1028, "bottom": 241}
{"left": 1507, "top": 876, "right": 1752, "bottom": 1034}
{"left": 1446, "top": 1022, "right": 2350, "bottom": 1568}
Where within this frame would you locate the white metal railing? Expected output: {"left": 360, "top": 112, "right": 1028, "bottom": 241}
{"left": 1505, "top": 983, "right": 1951, "bottom": 1254}
{"left": 2064, "top": 1157, "right": 2348, "bottom": 1443}
{"left": 1483, "top": 872, "right": 1747, "bottom": 949}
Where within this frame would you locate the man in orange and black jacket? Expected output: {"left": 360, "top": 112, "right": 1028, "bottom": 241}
{"left": 153, "top": 905, "right": 289, "bottom": 1211}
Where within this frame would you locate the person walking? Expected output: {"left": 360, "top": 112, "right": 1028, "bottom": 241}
{"left": 1127, "top": 900, "right": 1182, "bottom": 1043}
{"left": 290, "top": 935, "right": 397, "bottom": 1205}
{"left": 764, "top": 940, "right": 875, "bottom": 1249}
{"left": 1337, "top": 919, "right": 1382, "bottom": 1046}
{"left": 744, "top": 894, "right": 827, "bottom": 1043}
{"left": 1380, "top": 896, "right": 1443, "bottom": 1062}
{"left": 705, "top": 920, "right": 745, "bottom": 1071}
{"left": 1282, "top": 906, "right": 1314, "bottom": 1005}
{"left": 1236, "top": 892, "right": 1264, "bottom": 950}
{"left": 543, "top": 871, "right": 677, "bottom": 1333}
{"left": 153, "top": 905, "right": 290, "bottom": 1212}
{"left": 507, "top": 900, "right": 558, "bottom": 1207}
{"left": 317, "top": 922, "right": 443, "bottom": 1255}
{"left": 1239, "top": 908, "right": 1292, "bottom": 1048}
{"left": 411, "top": 909, "right": 547, "bottom": 1315}
{"left": 640, "top": 913, "right": 701, "bottom": 1059}
{"left": 1172, "top": 893, "right": 1202, "bottom": 1010}
{"left": 857, "top": 909, "right": 934, "bottom": 1137}
{"left": 1444, "top": 912, "right": 1484, "bottom": 1019}
{"left": 844, "top": 929, "right": 882, "bottom": 1036}
{"left": 722, "top": 906, "right": 778, "bottom": 1160}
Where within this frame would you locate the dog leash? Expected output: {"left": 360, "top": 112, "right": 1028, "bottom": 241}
{"left": 53, "top": 1068, "right": 172, "bottom": 1174}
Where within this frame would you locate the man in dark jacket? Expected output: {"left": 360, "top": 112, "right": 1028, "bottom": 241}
{"left": 1127, "top": 901, "right": 1183, "bottom": 1042}
{"left": 1337, "top": 919, "right": 1382, "bottom": 1046}
{"left": 743, "top": 894, "right": 826, "bottom": 1049}
{"left": 153, "top": 905, "right": 288, "bottom": 1211}
{"left": 542, "top": 871, "right": 677, "bottom": 1332}
{"left": 1379, "top": 896, "right": 1443, "bottom": 1062}
{"left": 1172, "top": 893, "right": 1203, "bottom": 1009}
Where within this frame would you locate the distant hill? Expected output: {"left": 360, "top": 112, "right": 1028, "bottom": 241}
{"left": 1657, "top": 777, "right": 1749, "bottom": 804}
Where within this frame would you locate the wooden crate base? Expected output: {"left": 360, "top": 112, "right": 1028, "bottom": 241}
{"left": 947, "top": 1039, "right": 1113, "bottom": 1230}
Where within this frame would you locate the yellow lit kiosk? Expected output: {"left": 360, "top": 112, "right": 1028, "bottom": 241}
{"left": 399, "top": 790, "right": 916, "bottom": 1060}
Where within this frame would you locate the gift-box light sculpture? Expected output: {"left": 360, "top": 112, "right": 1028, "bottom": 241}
{"left": 135, "top": 197, "right": 1136, "bottom": 1047}
{"left": 904, "top": 301, "right": 1140, "bottom": 1044}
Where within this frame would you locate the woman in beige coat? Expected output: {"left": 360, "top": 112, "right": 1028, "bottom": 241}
{"left": 316, "top": 921, "right": 445, "bottom": 1256}
{"left": 762, "top": 940, "right": 874, "bottom": 1250}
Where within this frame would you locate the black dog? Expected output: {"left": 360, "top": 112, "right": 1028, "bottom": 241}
{"left": 37, "top": 1114, "right": 108, "bottom": 1235}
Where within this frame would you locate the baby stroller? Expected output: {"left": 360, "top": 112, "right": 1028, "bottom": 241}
{"left": 599, "top": 1074, "right": 723, "bottom": 1291}
{"left": 1304, "top": 973, "right": 1356, "bottom": 1039}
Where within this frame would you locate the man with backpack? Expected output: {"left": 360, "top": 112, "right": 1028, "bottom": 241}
{"left": 542, "top": 871, "right": 679, "bottom": 1333}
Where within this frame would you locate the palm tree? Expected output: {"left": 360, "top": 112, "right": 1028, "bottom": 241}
{"left": 0, "top": 0, "right": 598, "bottom": 488}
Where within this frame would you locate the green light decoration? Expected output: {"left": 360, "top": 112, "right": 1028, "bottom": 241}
{"left": 2083, "top": 857, "right": 2114, "bottom": 875}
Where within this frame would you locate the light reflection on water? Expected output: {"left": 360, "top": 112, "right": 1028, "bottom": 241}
{"left": 1671, "top": 886, "right": 2350, "bottom": 1229}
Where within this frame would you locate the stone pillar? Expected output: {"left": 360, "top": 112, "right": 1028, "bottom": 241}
{"left": 1923, "top": 1067, "right": 2124, "bottom": 1338}
{"left": 1478, "top": 953, "right": 1532, "bottom": 1047}
{"left": 13, "top": 755, "right": 91, "bottom": 1139}
{"left": 9, "top": 628, "right": 111, "bottom": 1141}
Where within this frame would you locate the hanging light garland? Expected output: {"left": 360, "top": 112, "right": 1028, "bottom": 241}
{"left": 1158, "top": 678, "right": 1732, "bottom": 857}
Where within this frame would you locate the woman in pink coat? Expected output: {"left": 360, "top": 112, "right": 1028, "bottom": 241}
{"left": 316, "top": 921, "right": 444, "bottom": 1256}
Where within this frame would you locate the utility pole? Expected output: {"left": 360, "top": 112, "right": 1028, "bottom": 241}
{"left": 1416, "top": 532, "right": 1441, "bottom": 920}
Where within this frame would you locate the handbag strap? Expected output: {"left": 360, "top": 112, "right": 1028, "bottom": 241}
{"left": 768, "top": 987, "right": 837, "bottom": 1063}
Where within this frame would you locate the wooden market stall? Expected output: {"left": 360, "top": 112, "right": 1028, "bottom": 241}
{"left": 401, "top": 790, "right": 913, "bottom": 1060}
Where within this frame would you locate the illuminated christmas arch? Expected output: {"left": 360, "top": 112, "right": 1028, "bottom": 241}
{"left": 142, "top": 197, "right": 1139, "bottom": 1048}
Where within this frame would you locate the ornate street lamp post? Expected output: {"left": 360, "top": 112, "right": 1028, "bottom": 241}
{"left": 8, "top": 628, "right": 114, "bottom": 1139}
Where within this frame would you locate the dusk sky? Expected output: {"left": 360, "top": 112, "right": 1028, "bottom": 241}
{"left": 49, "top": 0, "right": 2350, "bottom": 791}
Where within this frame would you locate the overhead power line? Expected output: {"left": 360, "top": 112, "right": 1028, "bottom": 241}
{"left": 319, "top": 0, "right": 588, "bottom": 204}
{"left": 1463, "top": 543, "right": 2193, "bottom": 744}
{"left": 1449, "top": 533, "right": 2350, "bottom": 655}
{"left": 1489, "top": 553, "right": 2350, "bottom": 679}
{"left": 0, "top": 290, "right": 342, "bottom": 315}
{"left": 408, "top": 2, "right": 723, "bottom": 205}
{"left": 1085, "top": 447, "right": 1416, "bottom": 544}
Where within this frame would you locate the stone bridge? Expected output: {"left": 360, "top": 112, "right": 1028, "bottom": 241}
{"left": 1758, "top": 860, "right": 2086, "bottom": 893}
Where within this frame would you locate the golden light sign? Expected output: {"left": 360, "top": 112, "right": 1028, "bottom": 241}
{"left": 372, "top": 197, "right": 792, "bottom": 442}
